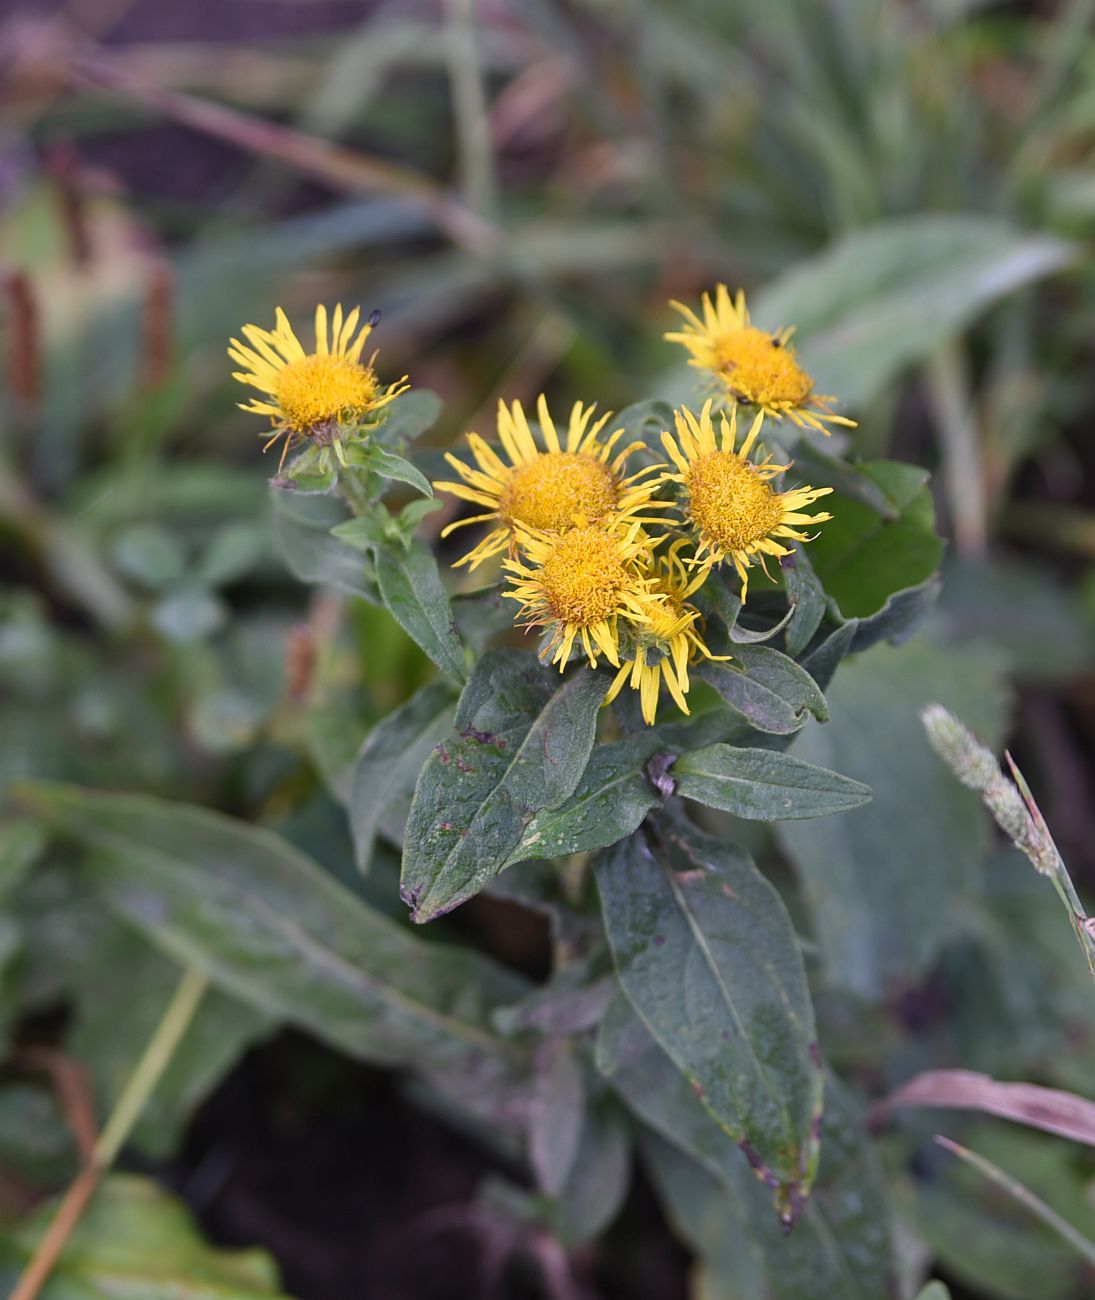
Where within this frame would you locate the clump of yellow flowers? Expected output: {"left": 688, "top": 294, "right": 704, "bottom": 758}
{"left": 232, "top": 288, "right": 851, "bottom": 725}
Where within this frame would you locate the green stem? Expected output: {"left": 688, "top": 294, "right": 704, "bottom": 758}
{"left": 94, "top": 967, "right": 208, "bottom": 1165}
{"left": 10, "top": 966, "right": 208, "bottom": 1300}
{"left": 925, "top": 344, "right": 988, "bottom": 558}
{"left": 935, "top": 1136, "right": 1095, "bottom": 1269}
{"left": 444, "top": 0, "right": 497, "bottom": 218}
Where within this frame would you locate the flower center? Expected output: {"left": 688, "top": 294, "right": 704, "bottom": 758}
{"left": 713, "top": 327, "right": 813, "bottom": 406}
{"left": 686, "top": 452, "right": 785, "bottom": 552}
{"left": 501, "top": 453, "right": 617, "bottom": 531}
{"left": 274, "top": 354, "right": 378, "bottom": 432}
{"left": 538, "top": 527, "right": 629, "bottom": 625}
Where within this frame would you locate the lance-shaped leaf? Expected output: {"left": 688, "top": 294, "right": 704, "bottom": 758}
{"left": 270, "top": 489, "right": 379, "bottom": 603}
{"left": 698, "top": 644, "right": 828, "bottom": 735}
{"left": 401, "top": 651, "right": 606, "bottom": 922}
{"left": 782, "top": 546, "right": 828, "bottom": 658}
{"left": 23, "top": 784, "right": 528, "bottom": 1083}
{"left": 675, "top": 744, "right": 871, "bottom": 821}
{"left": 602, "top": 1000, "right": 892, "bottom": 1297}
{"left": 349, "top": 680, "right": 458, "bottom": 871}
{"left": 375, "top": 538, "right": 467, "bottom": 681}
{"left": 595, "top": 817, "right": 822, "bottom": 1209}
{"left": 597, "top": 996, "right": 892, "bottom": 1296}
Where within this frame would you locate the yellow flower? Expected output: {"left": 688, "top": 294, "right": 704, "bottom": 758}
{"left": 665, "top": 285, "right": 855, "bottom": 436}
{"left": 603, "top": 540, "right": 727, "bottom": 725}
{"left": 229, "top": 304, "right": 408, "bottom": 469}
{"left": 434, "top": 395, "right": 664, "bottom": 570}
{"left": 502, "top": 521, "right": 661, "bottom": 670}
{"left": 662, "top": 401, "right": 833, "bottom": 600}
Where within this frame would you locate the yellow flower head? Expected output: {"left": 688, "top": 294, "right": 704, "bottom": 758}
{"left": 229, "top": 304, "right": 408, "bottom": 469}
{"left": 434, "top": 395, "right": 665, "bottom": 570}
{"left": 665, "top": 285, "right": 855, "bottom": 436}
{"left": 502, "top": 521, "right": 661, "bottom": 670}
{"left": 662, "top": 401, "right": 833, "bottom": 600}
{"left": 604, "top": 540, "right": 727, "bottom": 725}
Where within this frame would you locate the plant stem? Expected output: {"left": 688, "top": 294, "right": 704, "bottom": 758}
{"left": 9, "top": 966, "right": 207, "bottom": 1300}
{"left": 935, "top": 1135, "right": 1095, "bottom": 1269}
{"left": 925, "top": 343, "right": 988, "bottom": 558}
{"left": 444, "top": 0, "right": 497, "bottom": 218}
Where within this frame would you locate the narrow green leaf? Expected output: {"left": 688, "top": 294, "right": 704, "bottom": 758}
{"left": 401, "top": 652, "right": 606, "bottom": 922}
{"left": 375, "top": 538, "right": 467, "bottom": 681}
{"left": 530, "top": 1042, "right": 585, "bottom": 1197}
{"left": 360, "top": 445, "right": 433, "bottom": 497}
{"left": 698, "top": 576, "right": 796, "bottom": 646}
{"left": 782, "top": 546, "right": 828, "bottom": 658}
{"left": 698, "top": 644, "right": 828, "bottom": 734}
{"left": 675, "top": 744, "right": 871, "bottom": 820}
{"left": 23, "top": 784, "right": 527, "bottom": 1082}
{"left": 603, "top": 998, "right": 893, "bottom": 1299}
{"left": 349, "top": 680, "right": 458, "bottom": 871}
{"left": 595, "top": 815, "right": 822, "bottom": 1206}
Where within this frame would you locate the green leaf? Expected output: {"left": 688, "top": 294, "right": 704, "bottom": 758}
{"left": 848, "top": 573, "right": 942, "bottom": 652}
{"left": 698, "top": 644, "right": 828, "bottom": 734}
{"left": 805, "top": 461, "right": 944, "bottom": 619}
{"left": 915, "top": 1286, "right": 953, "bottom": 1300}
{"left": 349, "top": 679, "right": 458, "bottom": 871}
{"left": 23, "top": 785, "right": 528, "bottom": 1083}
{"left": 529, "top": 1041, "right": 585, "bottom": 1196}
{"left": 358, "top": 445, "right": 433, "bottom": 497}
{"left": 697, "top": 576, "right": 796, "bottom": 646}
{"left": 375, "top": 538, "right": 467, "bottom": 681}
{"left": 598, "top": 996, "right": 892, "bottom": 1298}
{"left": 777, "top": 638, "right": 1008, "bottom": 997}
{"left": 503, "top": 732, "right": 665, "bottom": 868}
{"left": 270, "top": 489, "right": 378, "bottom": 603}
{"left": 374, "top": 388, "right": 443, "bottom": 444}
{"left": 548, "top": 1100, "right": 631, "bottom": 1250}
{"left": 625, "top": 1047, "right": 890, "bottom": 1296}
{"left": 401, "top": 652, "right": 606, "bottom": 922}
{"left": 754, "top": 216, "right": 1074, "bottom": 405}
{"left": 782, "top": 547, "right": 828, "bottom": 658}
{"left": 800, "top": 621, "right": 858, "bottom": 692}
{"left": 675, "top": 744, "right": 871, "bottom": 820}
{"left": 595, "top": 815, "right": 822, "bottom": 1210}
{"left": 0, "top": 1174, "right": 290, "bottom": 1298}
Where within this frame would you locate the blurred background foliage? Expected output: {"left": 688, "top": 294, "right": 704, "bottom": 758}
{"left": 1, "top": 0, "right": 1095, "bottom": 1297}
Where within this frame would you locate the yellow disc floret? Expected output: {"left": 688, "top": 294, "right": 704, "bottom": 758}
{"left": 665, "top": 285, "right": 855, "bottom": 435}
{"left": 503, "top": 521, "right": 661, "bottom": 669}
{"left": 274, "top": 353, "right": 379, "bottom": 433}
{"left": 686, "top": 451, "right": 786, "bottom": 554}
{"left": 710, "top": 326, "right": 813, "bottom": 408}
{"left": 662, "top": 401, "right": 833, "bottom": 600}
{"left": 434, "top": 395, "right": 668, "bottom": 570}
{"left": 537, "top": 526, "right": 630, "bottom": 626}
{"left": 500, "top": 453, "right": 617, "bottom": 531}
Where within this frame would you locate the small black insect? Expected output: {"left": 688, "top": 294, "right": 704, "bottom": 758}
{"left": 368, "top": 308, "right": 382, "bottom": 328}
